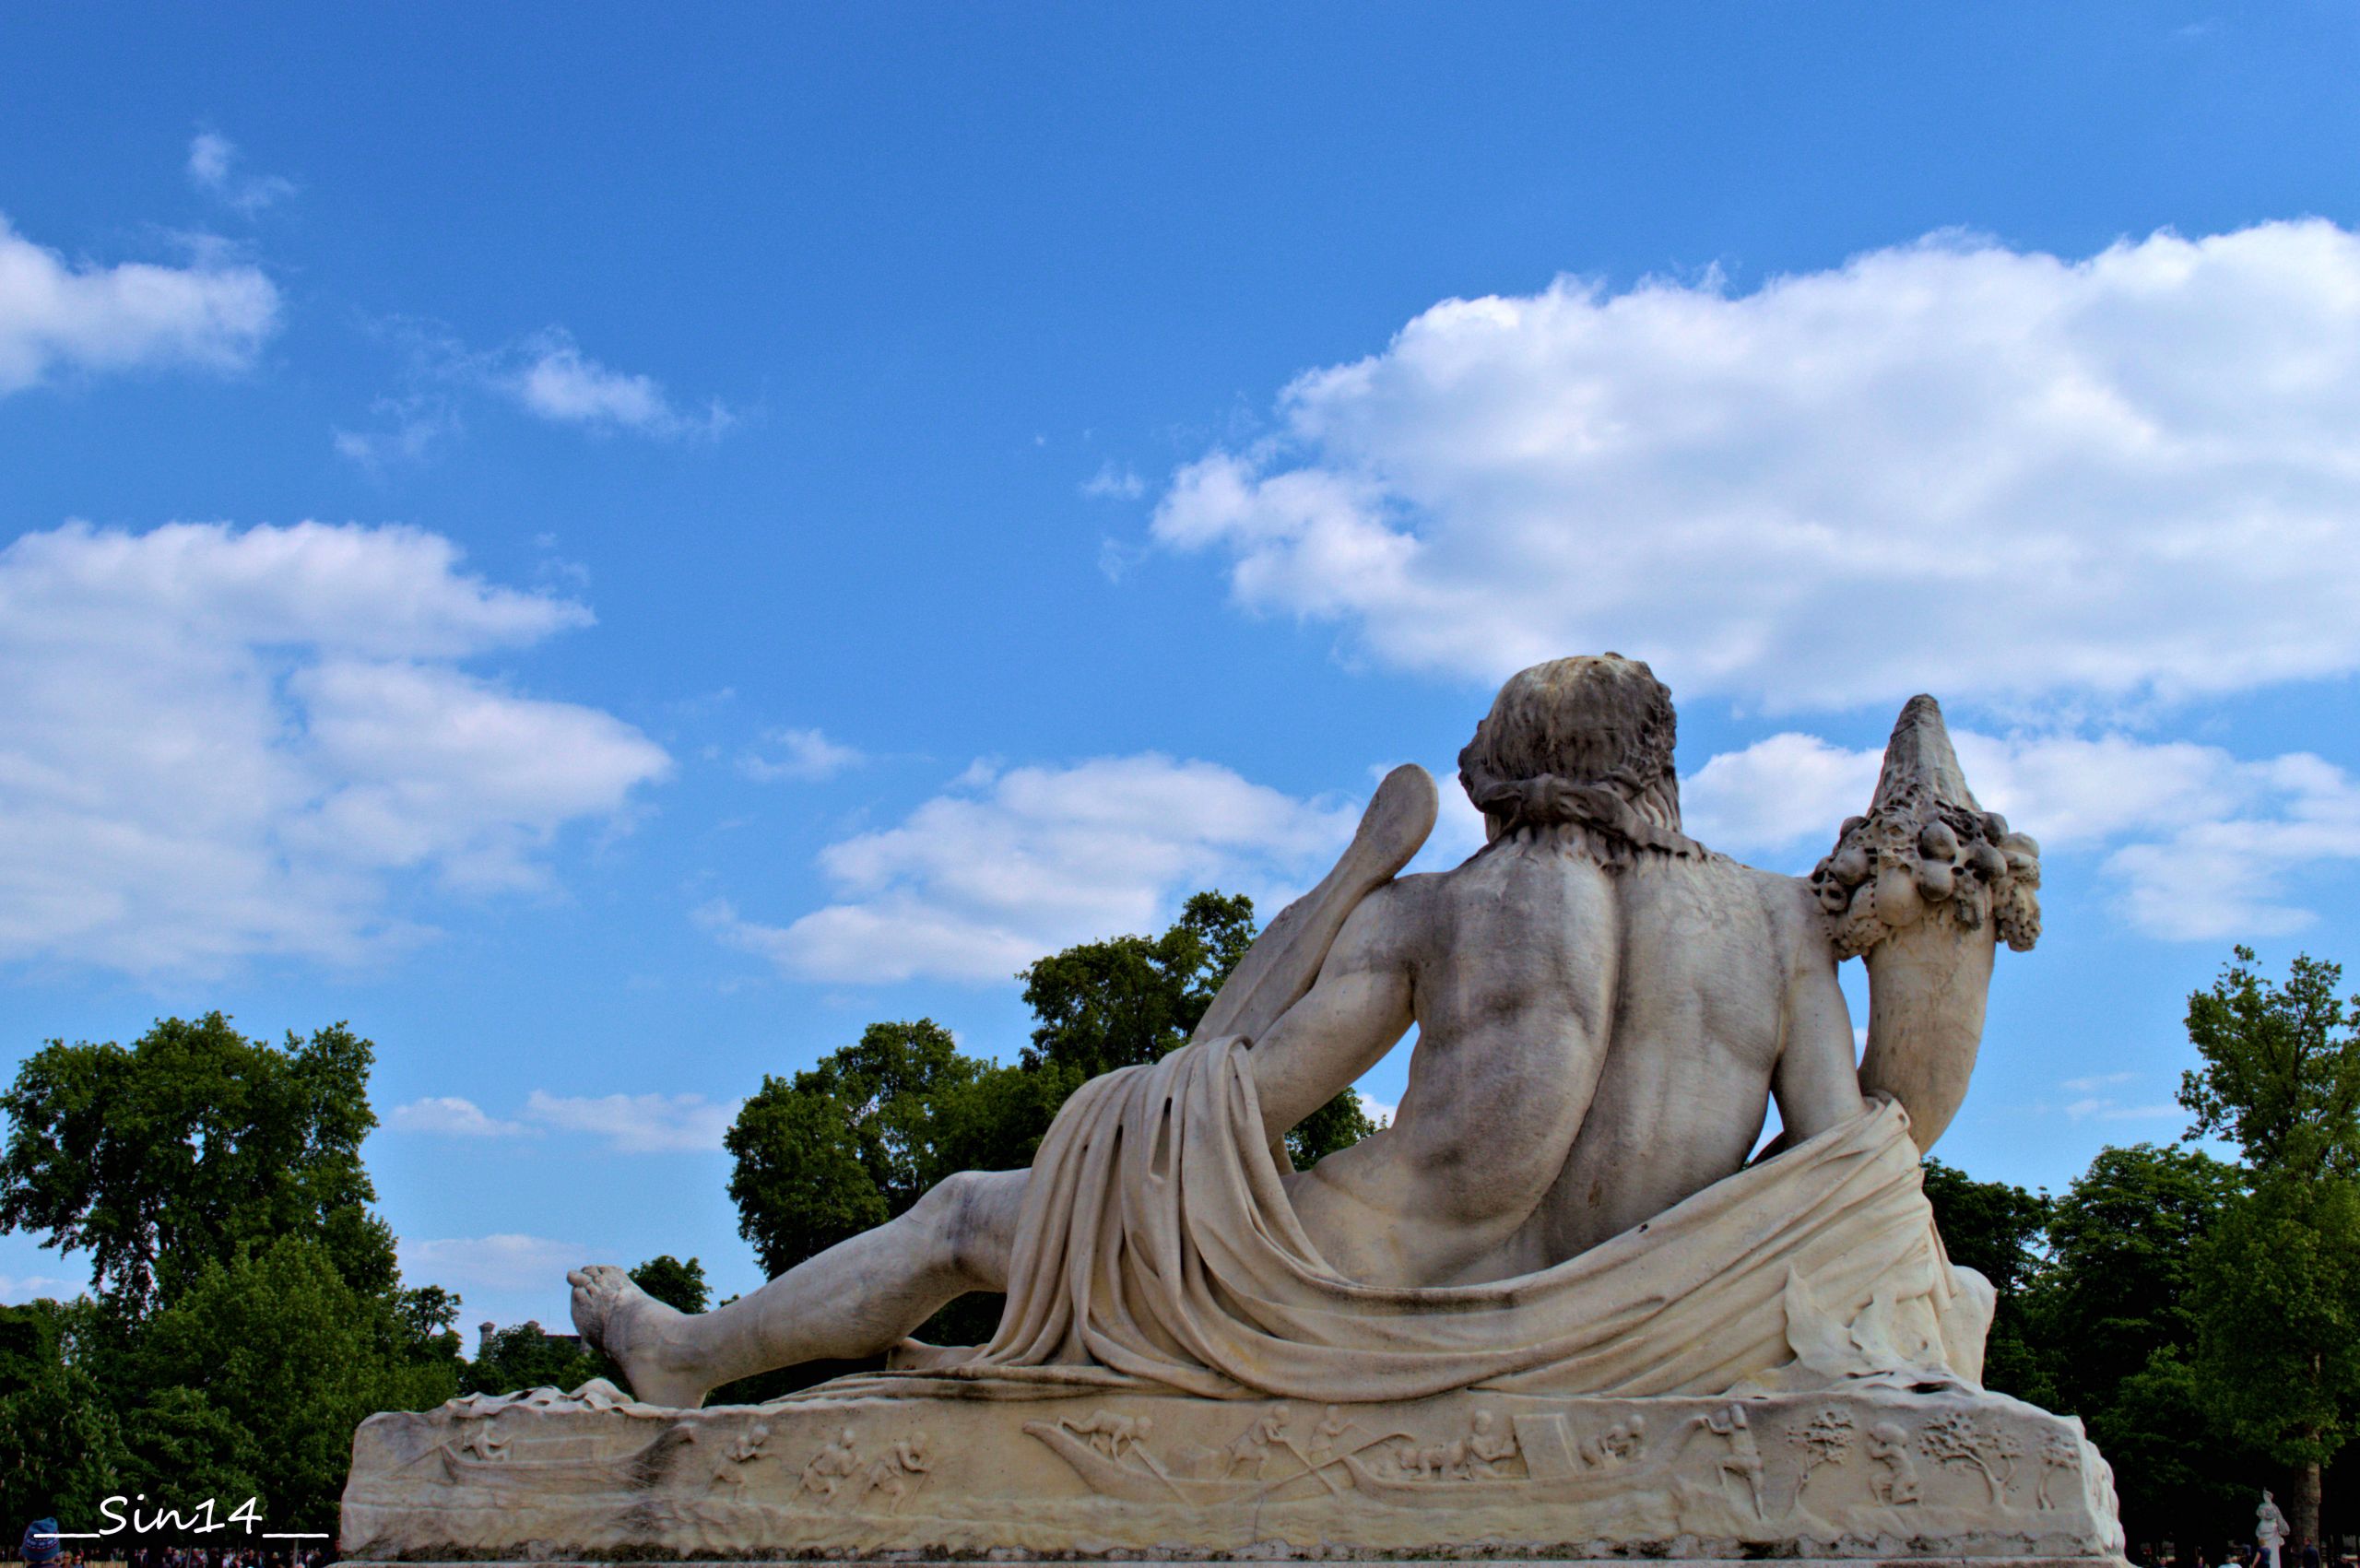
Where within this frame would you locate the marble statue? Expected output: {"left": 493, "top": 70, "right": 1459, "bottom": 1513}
{"left": 2259, "top": 1488, "right": 2291, "bottom": 1568}
{"left": 342, "top": 655, "right": 2118, "bottom": 1562}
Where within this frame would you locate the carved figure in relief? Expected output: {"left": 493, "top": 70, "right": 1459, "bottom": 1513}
{"left": 1578, "top": 1414, "right": 1647, "bottom": 1469}
{"left": 1867, "top": 1421, "right": 1922, "bottom": 1506}
{"left": 569, "top": 661, "right": 2036, "bottom": 1409}
{"left": 727, "top": 1421, "right": 769, "bottom": 1464}
{"left": 1687, "top": 1404, "right": 1765, "bottom": 1516}
{"left": 1794, "top": 1407, "right": 1855, "bottom": 1498}
{"left": 1308, "top": 1405, "right": 1354, "bottom": 1466}
{"left": 1056, "top": 1409, "right": 1154, "bottom": 1460}
{"left": 1468, "top": 1409, "right": 1518, "bottom": 1477}
{"left": 456, "top": 1421, "right": 507, "bottom": 1463}
{"left": 1227, "top": 1404, "right": 1292, "bottom": 1479}
{"left": 860, "top": 1432, "right": 929, "bottom": 1509}
{"left": 2037, "top": 1430, "right": 2080, "bottom": 1509}
{"left": 798, "top": 1427, "right": 860, "bottom": 1500}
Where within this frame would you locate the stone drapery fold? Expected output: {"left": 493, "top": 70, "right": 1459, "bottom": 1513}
{"left": 891, "top": 1036, "right": 1982, "bottom": 1403}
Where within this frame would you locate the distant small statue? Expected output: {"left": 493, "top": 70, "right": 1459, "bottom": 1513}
{"left": 2257, "top": 1490, "right": 2290, "bottom": 1568}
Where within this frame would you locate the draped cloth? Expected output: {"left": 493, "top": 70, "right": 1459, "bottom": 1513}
{"left": 891, "top": 1036, "right": 1987, "bottom": 1404}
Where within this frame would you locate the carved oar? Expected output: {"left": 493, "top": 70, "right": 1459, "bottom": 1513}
{"left": 1810, "top": 697, "right": 2042, "bottom": 1154}
{"left": 1193, "top": 762, "right": 1438, "bottom": 1046}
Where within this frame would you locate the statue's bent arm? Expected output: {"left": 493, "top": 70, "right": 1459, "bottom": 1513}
{"left": 1770, "top": 907, "right": 1869, "bottom": 1146}
{"left": 1245, "top": 890, "right": 1415, "bottom": 1143}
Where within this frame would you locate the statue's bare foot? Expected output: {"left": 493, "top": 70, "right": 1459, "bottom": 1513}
{"left": 568, "top": 1264, "right": 712, "bottom": 1409}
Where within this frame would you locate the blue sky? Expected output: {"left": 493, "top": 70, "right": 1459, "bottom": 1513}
{"left": 6, "top": 3, "right": 2360, "bottom": 1330}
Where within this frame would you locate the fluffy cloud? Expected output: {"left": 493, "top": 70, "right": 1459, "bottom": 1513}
{"left": 185, "top": 131, "right": 296, "bottom": 215}
{"left": 520, "top": 1091, "right": 740, "bottom": 1153}
{"left": 388, "top": 1096, "right": 527, "bottom": 1138}
{"left": 706, "top": 754, "right": 1359, "bottom": 983}
{"left": 1156, "top": 221, "right": 2360, "bottom": 711}
{"left": 0, "top": 1272, "right": 84, "bottom": 1304}
{"left": 0, "top": 214, "right": 278, "bottom": 395}
{"left": 387, "top": 1090, "right": 738, "bottom": 1151}
{"left": 0, "top": 520, "right": 672, "bottom": 973}
{"left": 398, "top": 1233, "right": 583, "bottom": 1296}
{"left": 1683, "top": 726, "right": 2360, "bottom": 940}
{"left": 739, "top": 727, "right": 863, "bottom": 783}
{"left": 502, "top": 331, "right": 729, "bottom": 438}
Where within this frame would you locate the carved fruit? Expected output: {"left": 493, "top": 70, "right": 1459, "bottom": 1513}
{"left": 1828, "top": 844, "right": 1871, "bottom": 886}
{"left": 1873, "top": 864, "right": 1923, "bottom": 927}
{"left": 1915, "top": 860, "right": 1955, "bottom": 902}
{"left": 1817, "top": 878, "right": 1850, "bottom": 913}
{"left": 1918, "top": 820, "right": 1958, "bottom": 860}
{"left": 1840, "top": 815, "right": 1868, "bottom": 837}
{"left": 1983, "top": 811, "right": 2010, "bottom": 841}
{"left": 1966, "top": 842, "right": 2007, "bottom": 881}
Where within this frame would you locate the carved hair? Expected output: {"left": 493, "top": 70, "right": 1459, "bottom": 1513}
{"left": 1457, "top": 654, "right": 1688, "bottom": 858}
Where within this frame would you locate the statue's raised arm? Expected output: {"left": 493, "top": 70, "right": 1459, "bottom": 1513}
{"left": 1810, "top": 695, "right": 2043, "bottom": 1152}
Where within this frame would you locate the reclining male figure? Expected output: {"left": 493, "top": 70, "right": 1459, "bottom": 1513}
{"left": 573, "top": 654, "right": 1873, "bottom": 1409}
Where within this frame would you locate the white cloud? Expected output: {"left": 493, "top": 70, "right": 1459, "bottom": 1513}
{"left": 739, "top": 727, "right": 863, "bottom": 783}
{"left": 334, "top": 395, "right": 458, "bottom": 469}
{"left": 1683, "top": 726, "right": 2360, "bottom": 940}
{"left": 502, "top": 330, "right": 728, "bottom": 438}
{"left": 707, "top": 754, "right": 1359, "bottom": 984}
{"left": 387, "top": 1089, "right": 737, "bottom": 1152}
{"left": 185, "top": 131, "right": 295, "bottom": 215}
{"left": 521, "top": 1091, "right": 739, "bottom": 1154}
{"left": 0, "top": 1273, "right": 83, "bottom": 1303}
{"left": 389, "top": 1096, "right": 528, "bottom": 1138}
{"left": 399, "top": 1233, "right": 583, "bottom": 1295}
{"left": 2059, "top": 1072, "right": 2138, "bottom": 1093}
{"left": 0, "top": 520, "right": 672, "bottom": 973}
{"left": 1082, "top": 461, "right": 1146, "bottom": 500}
{"left": 0, "top": 214, "right": 278, "bottom": 395}
{"left": 1155, "top": 220, "right": 2360, "bottom": 712}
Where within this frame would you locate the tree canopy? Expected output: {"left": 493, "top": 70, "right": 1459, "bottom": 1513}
{"left": 2178, "top": 949, "right": 2360, "bottom": 1542}
{"left": 0, "top": 1012, "right": 396, "bottom": 1315}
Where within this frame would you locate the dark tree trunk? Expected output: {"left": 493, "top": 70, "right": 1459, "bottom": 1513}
{"left": 2294, "top": 1459, "right": 2324, "bottom": 1550}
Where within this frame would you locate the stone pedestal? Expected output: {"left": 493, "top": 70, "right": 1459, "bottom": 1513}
{"left": 340, "top": 1378, "right": 2123, "bottom": 1562}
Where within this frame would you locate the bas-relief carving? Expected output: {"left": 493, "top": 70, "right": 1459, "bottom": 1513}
{"left": 340, "top": 1381, "right": 2122, "bottom": 1560}
{"left": 344, "top": 656, "right": 2120, "bottom": 1562}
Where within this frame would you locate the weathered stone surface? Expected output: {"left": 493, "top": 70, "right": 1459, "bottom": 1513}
{"left": 341, "top": 1380, "right": 2119, "bottom": 1562}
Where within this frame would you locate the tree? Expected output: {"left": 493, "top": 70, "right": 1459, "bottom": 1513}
{"left": 1019, "top": 891, "right": 1258, "bottom": 1079}
{"left": 2180, "top": 948, "right": 2360, "bottom": 1544}
{"left": 465, "top": 1320, "right": 611, "bottom": 1397}
{"left": 630, "top": 1255, "right": 710, "bottom": 1314}
{"left": 2028, "top": 1143, "right": 2254, "bottom": 1545}
{"left": 0, "top": 1013, "right": 395, "bottom": 1315}
{"left": 1918, "top": 1158, "right": 2050, "bottom": 1400}
{"left": 133, "top": 1234, "right": 460, "bottom": 1532}
{"left": 0, "top": 1300, "right": 128, "bottom": 1540}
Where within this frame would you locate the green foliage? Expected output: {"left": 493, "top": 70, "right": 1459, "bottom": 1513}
{"left": 0, "top": 1012, "right": 395, "bottom": 1315}
{"left": 1919, "top": 1157, "right": 2050, "bottom": 1400}
{"left": 0, "top": 1013, "right": 466, "bottom": 1536}
{"left": 1019, "top": 890, "right": 1257, "bottom": 1077}
{"left": 1289, "top": 1085, "right": 1382, "bottom": 1168}
{"left": 2191, "top": 1170, "right": 2360, "bottom": 1467}
{"left": 133, "top": 1234, "right": 460, "bottom": 1531}
{"left": 2028, "top": 1143, "right": 2259, "bottom": 1541}
{"left": 0, "top": 1322, "right": 129, "bottom": 1541}
{"left": 630, "top": 1254, "right": 710, "bottom": 1314}
{"left": 2177, "top": 948, "right": 2360, "bottom": 1539}
{"left": 465, "top": 1320, "right": 612, "bottom": 1397}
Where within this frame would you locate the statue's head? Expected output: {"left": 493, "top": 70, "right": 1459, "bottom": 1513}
{"left": 1459, "top": 654, "right": 1680, "bottom": 843}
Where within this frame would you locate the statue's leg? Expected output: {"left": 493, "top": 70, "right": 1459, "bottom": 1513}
{"left": 571, "top": 1168, "right": 1025, "bottom": 1407}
